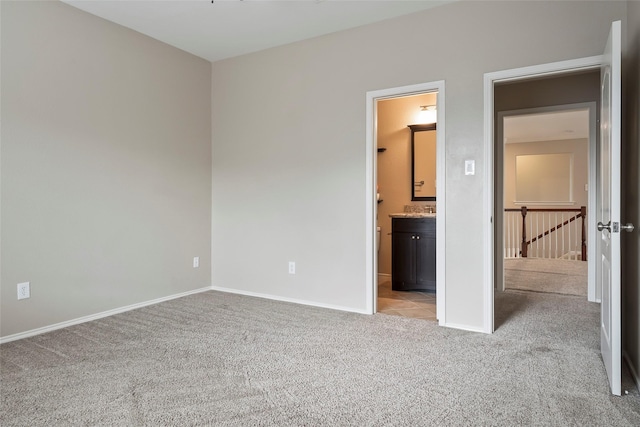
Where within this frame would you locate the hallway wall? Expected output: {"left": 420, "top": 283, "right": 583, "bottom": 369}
{"left": 503, "top": 138, "right": 589, "bottom": 210}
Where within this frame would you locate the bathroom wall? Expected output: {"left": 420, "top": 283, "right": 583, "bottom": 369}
{"left": 376, "top": 93, "right": 436, "bottom": 275}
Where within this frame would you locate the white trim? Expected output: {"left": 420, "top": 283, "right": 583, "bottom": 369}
{"left": 211, "top": 285, "right": 370, "bottom": 315}
{"left": 440, "top": 322, "right": 485, "bottom": 334}
{"left": 485, "top": 55, "right": 603, "bottom": 84}
{"left": 483, "top": 70, "right": 496, "bottom": 334}
{"left": 366, "top": 80, "right": 446, "bottom": 325}
{"left": 365, "top": 88, "right": 376, "bottom": 314}
{"left": 435, "top": 86, "right": 446, "bottom": 324}
{"left": 587, "top": 103, "right": 598, "bottom": 303}
{"left": 483, "top": 55, "right": 603, "bottom": 334}
{"left": 0, "top": 286, "right": 214, "bottom": 344}
{"left": 606, "top": 19, "right": 623, "bottom": 397}
{"left": 624, "top": 351, "right": 640, "bottom": 393}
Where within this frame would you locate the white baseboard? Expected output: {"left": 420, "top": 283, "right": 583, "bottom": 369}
{"left": 210, "top": 285, "right": 370, "bottom": 315}
{"left": 441, "top": 321, "right": 487, "bottom": 334}
{"left": 0, "top": 286, "right": 213, "bottom": 344}
{"left": 624, "top": 351, "right": 640, "bottom": 393}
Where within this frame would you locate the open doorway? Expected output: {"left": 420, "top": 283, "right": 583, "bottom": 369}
{"left": 492, "top": 71, "right": 601, "bottom": 330}
{"left": 499, "top": 106, "right": 596, "bottom": 299}
{"left": 365, "top": 80, "right": 446, "bottom": 325}
{"left": 376, "top": 93, "right": 438, "bottom": 321}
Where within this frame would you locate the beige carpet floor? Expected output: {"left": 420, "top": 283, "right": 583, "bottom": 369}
{"left": 2, "top": 290, "right": 639, "bottom": 426}
{"left": 504, "top": 258, "right": 588, "bottom": 296}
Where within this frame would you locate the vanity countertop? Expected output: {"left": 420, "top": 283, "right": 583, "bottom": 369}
{"left": 389, "top": 213, "right": 436, "bottom": 218}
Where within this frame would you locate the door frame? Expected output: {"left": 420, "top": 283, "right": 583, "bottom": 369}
{"left": 365, "top": 80, "right": 446, "bottom": 324}
{"left": 483, "top": 56, "right": 603, "bottom": 333}
{"left": 496, "top": 102, "right": 598, "bottom": 302}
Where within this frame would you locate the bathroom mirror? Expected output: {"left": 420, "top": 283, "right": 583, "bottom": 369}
{"left": 409, "top": 123, "right": 437, "bottom": 201}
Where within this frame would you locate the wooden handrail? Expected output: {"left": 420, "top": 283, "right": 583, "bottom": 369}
{"left": 504, "top": 208, "right": 582, "bottom": 212}
{"left": 527, "top": 213, "right": 582, "bottom": 245}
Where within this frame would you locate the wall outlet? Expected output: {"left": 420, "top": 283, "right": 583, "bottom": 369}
{"left": 193, "top": 257, "right": 200, "bottom": 268}
{"left": 17, "top": 282, "right": 30, "bottom": 300}
{"left": 288, "top": 261, "right": 296, "bottom": 275}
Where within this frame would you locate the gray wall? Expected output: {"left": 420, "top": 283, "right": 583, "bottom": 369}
{"left": 211, "top": 1, "right": 627, "bottom": 328}
{"left": 1, "top": 1, "right": 212, "bottom": 337}
{"left": 624, "top": 0, "right": 640, "bottom": 388}
{"left": 494, "top": 71, "right": 601, "bottom": 112}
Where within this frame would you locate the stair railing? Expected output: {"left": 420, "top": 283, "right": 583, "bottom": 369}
{"left": 504, "top": 206, "right": 586, "bottom": 261}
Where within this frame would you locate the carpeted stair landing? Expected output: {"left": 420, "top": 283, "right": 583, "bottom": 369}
{"left": 504, "top": 258, "right": 588, "bottom": 296}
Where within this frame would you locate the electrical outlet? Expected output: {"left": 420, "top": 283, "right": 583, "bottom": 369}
{"left": 193, "top": 257, "right": 200, "bottom": 268}
{"left": 288, "top": 261, "right": 296, "bottom": 275}
{"left": 17, "top": 282, "right": 30, "bottom": 300}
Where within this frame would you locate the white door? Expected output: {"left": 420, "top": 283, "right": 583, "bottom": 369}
{"left": 598, "top": 20, "right": 624, "bottom": 397}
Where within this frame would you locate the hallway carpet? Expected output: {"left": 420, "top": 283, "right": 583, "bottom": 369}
{"left": 1, "top": 290, "right": 638, "bottom": 426}
{"left": 504, "top": 258, "right": 588, "bottom": 296}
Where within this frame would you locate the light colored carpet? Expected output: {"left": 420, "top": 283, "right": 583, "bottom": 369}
{"left": 1, "top": 290, "right": 639, "bottom": 426}
{"left": 504, "top": 258, "right": 588, "bottom": 296}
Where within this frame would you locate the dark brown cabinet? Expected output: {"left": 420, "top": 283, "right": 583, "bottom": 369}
{"left": 391, "top": 217, "right": 436, "bottom": 292}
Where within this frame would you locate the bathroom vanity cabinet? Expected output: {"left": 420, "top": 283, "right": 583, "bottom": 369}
{"left": 391, "top": 217, "right": 436, "bottom": 292}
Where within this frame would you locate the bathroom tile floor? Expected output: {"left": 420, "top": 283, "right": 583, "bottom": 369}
{"left": 377, "top": 277, "right": 437, "bottom": 321}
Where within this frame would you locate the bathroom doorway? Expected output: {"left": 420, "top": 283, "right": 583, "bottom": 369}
{"left": 365, "top": 81, "right": 446, "bottom": 324}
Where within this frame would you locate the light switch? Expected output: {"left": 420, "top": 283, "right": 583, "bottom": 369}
{"left": 465, "top": 160, "right": 475, "bottom": 176}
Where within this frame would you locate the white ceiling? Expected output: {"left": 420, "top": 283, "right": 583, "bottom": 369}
{"left": 504, "top": 109, "right": 590, "bottom": 144}
{"left": 62, "top": 0, "right": 454, "bottom": 62}
{"left": 60, "top": 1, "right": 589, "bottom": 144}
